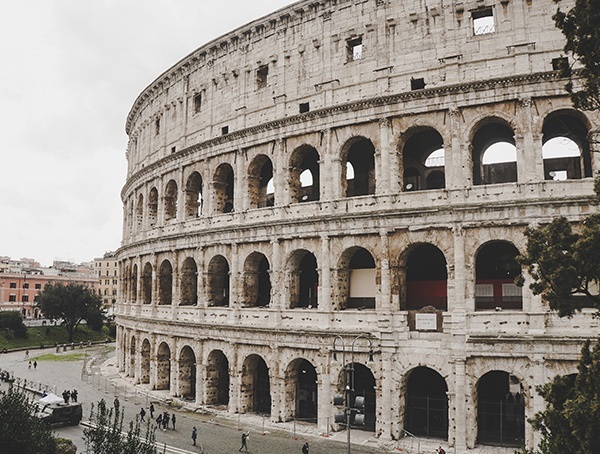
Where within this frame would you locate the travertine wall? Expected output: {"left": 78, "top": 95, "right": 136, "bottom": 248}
{"left": 116, "top": 0, "right": 600, "bottom": 450}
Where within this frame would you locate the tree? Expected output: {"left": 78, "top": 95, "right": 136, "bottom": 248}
{"left": 0, "top": 310, "right": 27, "bottom": 339}
{"left": 83, "top": 398, "right": 160, "bottom": 454}
{"left": 0, "top": 386, "right": 56, "bottom": 454}
{"left": 36, "top": 282, "right": 104, "bottom": 342}
{"left": 554, "top": 0, "right": 600, "bottom": 111}
{"left": 518, "top": 215, "right": 600, "bottom": 317}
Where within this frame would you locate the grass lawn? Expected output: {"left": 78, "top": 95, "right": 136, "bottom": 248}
{"left": 0, "top": 324, "right": 114, "bottom": 351}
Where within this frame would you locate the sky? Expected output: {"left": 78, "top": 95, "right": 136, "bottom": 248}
{"left": 0, "top": 0, "right": 293, "bottom": 267}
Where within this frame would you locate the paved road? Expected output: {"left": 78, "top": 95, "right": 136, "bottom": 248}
{"left": 0, "top": 346, "right": 388, "bottom": 454}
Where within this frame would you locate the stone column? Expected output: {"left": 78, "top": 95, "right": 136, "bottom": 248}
{"left": 453, "top": 358, "right": 467, "bottom": 450}
{"left": 170, "top": 340, "right": 178, "bottom": 398}
{"left": 319, "top": 235, "right": 332, "bottom": 314}
{"left": 317, "top": 345, "right": 332, "bottom": 435}
{"left": 274, "top": 139, "right": 287, "bottom": 206}
{"left": 447, "top": 107, "right": 469, "bottom": 189}
{"left": 516, "top": 98, "right": 543, "bottom": 182}
{"left": 378, "top": 118, "right": 392, "bottom": 195}
{"left": 236, "top": 148, "right": 248, "bottom": 212}
{"left": 177, "top": 166, "right": 185, "bottom": 222}
{"left": 149, "top": 335, "right": 157, "bottom": 390}
{"left": 270, "top": 239, "right": 283, "bottom": 316}
{"left": 378, "top": 230, "right": 391, "bottom": 313}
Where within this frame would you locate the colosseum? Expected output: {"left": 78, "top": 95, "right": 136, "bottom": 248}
{"left": 115, "top": 0, "right": 600, "bottom": 451}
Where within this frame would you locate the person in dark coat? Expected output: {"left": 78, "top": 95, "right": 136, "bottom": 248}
{"left": 156, "top": 413, "right": 163, "bottom": 426}
{"left": 71, "top": 389, "right": 77, "bottom": 402}
{"left": 149, "top": 403, "right": 155, "bottom": 419}
{"left": 239, "top": 431, "right": 249, "bottom": 452}
{"left": 302, "top": 441, "right": 309, "bottom": 454}
{"left": 139, "top": 407, "right": 146, "bottom": 422}
{"left": 171, "top": 413, "right": 176, "bottom": 429}
{"left": 191, "top": 426, "right": 197, "bottom": 446}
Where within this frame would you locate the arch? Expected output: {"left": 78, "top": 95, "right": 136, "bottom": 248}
{"left": 477, "top": 371, "right": 525, "bottom": 447}
{"left": 339, "top": 247, "right": 376, "bottom": 310}
{"left": 404, "top": 367, "right": 448, "bottom": 439}
{"left": 158, "top": 260, "right": 173, "bottom": 305}
{"left": 140, "top": 338, "right": 150, "bottom": 384}
{"left": 142, "top": 262, "right": 152, "bottom": 304}
{"left": 342, "top": 137, "right": 376, "bottom": 197}
{"left": 242, "top": 252, "right": 271, "bottom": 307}
{"left": 336, "top": 363, "right": 376, "bottom": 431}
{"left": 402, "top": 127, "right": 445, "bottom": 191}
{"left": 542, "top": 110, "right": 592, "bottom": 180}
{"left": 248, "top": 154, "right": 275, "bottom": 208}
{"left": 213, "top": 163, "right": 234, "bottom": 213}
{"left": 164, "top": 179, "right": 178, "bottom": 221}
{"left": 180, "top": 257, "right": 198, "bottom": 306}
{"left": 206, "top": 255, "right": 230, "bottom": 307}
{"left": 288, "top": 250, "right": 319, "bottom": 309}
{"left": 284, "top": 358, "right": 318, "bottom": 422}
{"left": 136, "top": 194, "right": 144, "bottom": 230}
{"left": 241, "top": 354, "right": 271, "bottom": 414}
{"left": 185, "top": 171, "right": 203, "bottom": 218}
{"left": 206, "top": 350, "right": 230, "bottom": 406}
{"left": 404, "top": 244, "right": 448, "bottom": 310}
{"left": 130, "top": 264, "right": 138, "bottom": 302}
{"left": 148, "top": 187, "right": 158, "bottom": 227}
{"left": 475, "top": 241, "right": 522, "bottom": 310}
{"left": 290, "top": 145, "right": 320, "bottom": 203}
{"left": 156, "top": 342, "right": 171, "bottom": 391}
{"left": 178, "top": 346, "right": 196, "bottom": 401}
{"left": 471, "top": 119, "right": 517, "bottom": 185}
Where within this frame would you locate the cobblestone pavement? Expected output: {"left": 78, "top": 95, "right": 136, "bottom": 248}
{"left": 0, "top": 345, "right": 518, "bottom": 454}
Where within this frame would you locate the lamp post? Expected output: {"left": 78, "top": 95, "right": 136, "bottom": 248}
{"left": 332, "top": 334, "right": 375, "bottom": 454}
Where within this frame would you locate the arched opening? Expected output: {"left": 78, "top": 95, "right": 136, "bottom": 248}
{"left": 402, "top": 128, "right": 445, "bottom": 191}
{"left": 288, "top": 250, "right": 319, "bottom": 309}
{"left": 542, "top": 110, "right": 592, "bottom": 180}
{"left": 241, "top": 354, "right": 271, "bottom": 414}
{"left": 284, "top": 359, "right": 318, "bottom": 423}
{"left": 248, "top": 155, "right": 275, "bottom": 208}
{"left": 290, "top": 146, "right": 320, "bottom": 203}
{"left": 156, "top": 342, "right": 171, "bottom": 391}
{"left": 343, "top": 137, "right": 376, "bottom": 197}
{"left": 206, "top": 350, "right": 230, "bottom": 407}
{"left": 477, "top": 371, "right": 525, "bottom": 447}
{"left": 475, "top": 241, "right": 522, "bottom": 310}
{"left": 337, "top": 363, "right": 376, "bottom": 431}
{"left": 136, "top": 194, "right": 144, "bottom": 230}
{"left": 404, "top": 244, "right": 448, "bottom": 310}
{"left": 206, "top": 255, "right": 230, "bottom": 307}
{"left": 341, "top": 248, "right": 376, "bottom": 309}
{"left": 178, "top": 346, "right": 196, "bottom": 401}
{"left": 148, "top": 187, "right": 158, "bottom": 227}
{"left": 185, "top": 172, "right": 203, "bottom": 218}
{"left": 242, "top": 253, "right": 271, "bottom": 307}
{"left": 158, "top": 260, "right": 173, "bottom": 305}
{"left": 140, "top": 339, "right": 150, "bottom": 384}
{"left": 130, "top": 264, "right": 138, "bottom": 302}
{"left": 405, "top": 367, "right": 448, "bottom": 439}
{"left": 129, "top": 336, "right": 136, "bottom": 378}
{"left": 142, "top": 262, "right": 152, "bottom": 304}
{"left": 180, "top": 257, "right": 198, "bottom": 306}
{"left": 164, "top": 179, "right": 178, "bottom": 221}
{"left": 472, "top": 121, "right": 517, "bottom": 185}
{"left": 214, "top": 163, "right": 234, "bottom": 213}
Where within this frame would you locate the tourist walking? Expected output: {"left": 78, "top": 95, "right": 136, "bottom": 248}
{"left": 239, "top": 431, "right": 249, "bottom": 452}
{"left": 171, "top": 413, "right": 176, "bottom": 429}
{"left": 33, "top": 360, "right": 37, "bottom": 370}
{"left": 302, "top": 441, "right": 309, "bottom": 454}
{"left": 191, "top": 426, "right": 197, "bottom": 446}
{"left": 149, "top": 403, "right": 155, "bottom": 419}
{"left": 156, "top": 413, "right": 163, "bottom": 427}
{"left": 71, "top": 389, "right": 77, "bottom": 402}
{"left": 139, "top": 407, "right": 146, "bottom": 422}
{"left": 163, "top": 412, "right": 170, "bottom": 430}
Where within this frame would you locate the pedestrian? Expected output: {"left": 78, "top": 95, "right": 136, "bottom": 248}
{"left": 156, "top": 413, "right": 163, "bottom": 427}
{"left": 149, "top": 403, "right": 155, "bottom": 419}
{"left": 171, "top": 413, "right": 176, "bottom": 430}
{"left": 140, "top": 407, "right": 146, "bottom": 422}
{"left": 71, "top": 389, "right": 77, "bottom": 402}
{"left": 25, "top": 350, "right": 29, "bottom": 358}
{"left": 33, "top": 361, "right": 37, "bottom": 370}
{"left": 239, "top": 431, "right": 249, "bottom": 452}
{"left": 437, "top": 446, "right": 446, "bottom": 454}
{"left": 191, "top": 426, "right": 197, "bottom": 446}
{"left": 163, "top": 412, "right": 170, "bottom": 430}
{"left": 28, "top": 361, "right": 31, "bottom": 369}
{"left": 302, "top": 441, "right": 309, "bottom": 454}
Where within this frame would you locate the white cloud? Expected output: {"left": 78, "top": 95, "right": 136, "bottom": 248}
{"left": 0, "top": 0, "right": 293, "bottom": 265}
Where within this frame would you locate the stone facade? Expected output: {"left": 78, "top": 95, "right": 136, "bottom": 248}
{"left": 115, "top": 0, "right": 600, "bottom": 450}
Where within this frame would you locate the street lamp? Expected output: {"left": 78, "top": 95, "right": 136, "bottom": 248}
{"left": 332, "top": 334, "right": 375, "bottom": 454}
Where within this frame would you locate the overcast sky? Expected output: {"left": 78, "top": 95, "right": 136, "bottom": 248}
{"left": 0, "top": 1, "right": 293, "bottom": 267}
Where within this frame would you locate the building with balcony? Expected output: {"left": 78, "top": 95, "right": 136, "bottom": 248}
{"left": 115, "top": 0, "right": 600, "bottom": 450}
